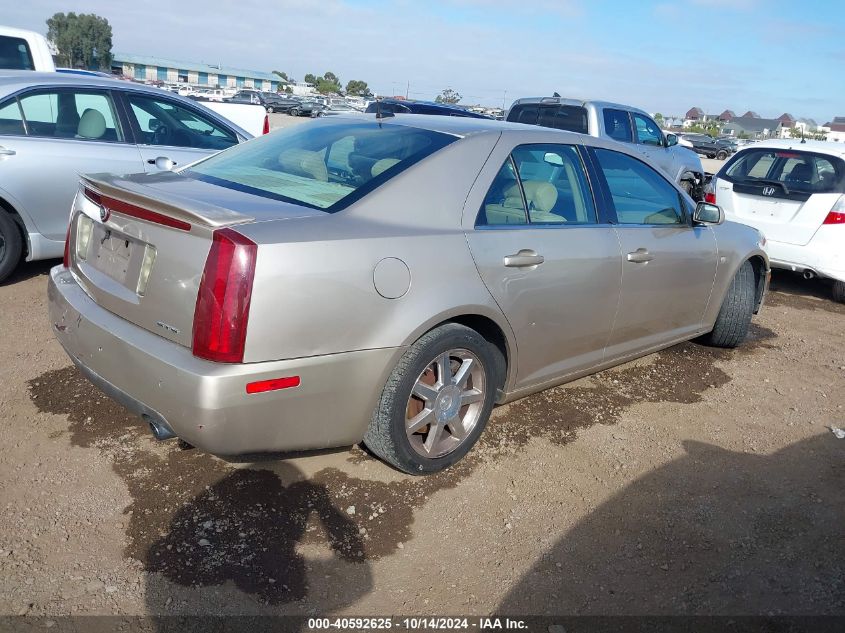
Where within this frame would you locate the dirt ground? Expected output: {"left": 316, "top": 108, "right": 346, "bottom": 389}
{"left": 0, "top": 258, "right": 843, "bottom": 619}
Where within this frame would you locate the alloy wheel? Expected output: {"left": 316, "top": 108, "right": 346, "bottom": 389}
{"left": 405, "top": 348, "right": 486, "bottom": 458}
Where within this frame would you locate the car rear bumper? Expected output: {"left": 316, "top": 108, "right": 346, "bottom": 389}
{"left": 766, "top": 227, "right": 845, "bottom": 282}
{"left": 48, "top": 266, "right": 404, "bottom": 455}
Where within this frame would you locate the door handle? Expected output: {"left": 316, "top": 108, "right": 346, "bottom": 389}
{"left": 0, "top": 147, "right": 16, "bottom": 156}
{"left": 504, "top": 249, "right": 545, "bottom": 268}
{"left": 626, "top": 248, "right": 654, "bottom": 263}
{"left": 147, "top": 158, "right": 177, "bottom": 166}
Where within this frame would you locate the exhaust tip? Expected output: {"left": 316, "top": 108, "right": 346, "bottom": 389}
{"left": 803, "top": 270, "right": 815, "bottom": 279}
{"left": 144, "top": 414, "right": 176, "bottom": 441}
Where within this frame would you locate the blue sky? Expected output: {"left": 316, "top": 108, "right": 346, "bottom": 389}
{"left": 6, "top": 0, "right": 844, "bottom": 121}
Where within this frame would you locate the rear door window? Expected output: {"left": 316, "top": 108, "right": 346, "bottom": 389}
{"left": 17, "top": 90, "right": 123, "bottom": 141}
{"left": 477, "top": 144, "right": 596, "bottom": 226}
{"left": 722, "top": 148, "right": 845, "bottom": 198}
{"left": 603, "top": 109, "right": 633, "bottom": 143}
{"left": 0, "top": 98, "right": 25, "bottom": 135}
{"left": 0, "top": 36, "right": 34, "bottom": 70}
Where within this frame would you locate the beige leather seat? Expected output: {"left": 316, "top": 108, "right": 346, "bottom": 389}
{"left": 278, "top": 149, "right": 328, "bottom": 181}
{"left": 483, "top": 181, "right": 562, "bottom": 225}
{"left": 76, "top": 109, "right": 106, "bottom": 140}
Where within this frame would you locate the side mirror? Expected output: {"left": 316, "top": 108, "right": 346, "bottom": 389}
{"left": 665, "top": 133, "right": 678, "bottom": 147}
{"left": 694, "top": 201, "right": 724, "bottom": 225}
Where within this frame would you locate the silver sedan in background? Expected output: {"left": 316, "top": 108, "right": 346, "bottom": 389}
{"left": 48, "top": 114, "right": 769, "bottom": 474}
{"left": 0, "top": 72, "right": 251, "bottom": 282}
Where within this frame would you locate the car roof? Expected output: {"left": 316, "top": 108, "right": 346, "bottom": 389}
{"left": 0, "top": 70, "right": 181, "bottom": 95}
{"left": 738, "top": 138, "right": 845, "bottom": 158}
{"left": 509, "top": 96, "right": 651, "bottom": 118}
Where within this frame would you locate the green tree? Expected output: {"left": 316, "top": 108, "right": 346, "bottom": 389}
{"left": 46, "top": 12, "right": 113, "bottom": 70}
{"left": 304, "top": 73, "right": 317, "bottom": 85}
{"left": 323, "top": 71, "right": 338, "bottom": 83}
{"left": 272, "top": 70, "right": 289, "bottom": 81}
{"left": 435, "top": 88, "right": 461, "bottom": 104}
{"left": 345, "top": 79, "right": 369, "bottom": 96}
{"left": 654, "top": 112, "right": 665, "bottom": 127}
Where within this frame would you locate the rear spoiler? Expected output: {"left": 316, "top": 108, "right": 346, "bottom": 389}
{"left": 80, "top": 172, "right": 254, "bottom": 229}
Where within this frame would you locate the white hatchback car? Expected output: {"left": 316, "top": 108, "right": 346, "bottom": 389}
{"left": 708, "top": 140, "right": 845, "bottom": 301}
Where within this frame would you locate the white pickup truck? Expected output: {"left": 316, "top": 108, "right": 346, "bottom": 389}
{"left": 200, "top": 100, "right": 269, "bottom": 137}
{"left": 0, "top": 26, "right": 56, "bottom": 72}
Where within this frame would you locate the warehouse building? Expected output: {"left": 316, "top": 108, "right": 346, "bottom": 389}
{"left": 111, "top": 53, "right": 282, "bottom": 91}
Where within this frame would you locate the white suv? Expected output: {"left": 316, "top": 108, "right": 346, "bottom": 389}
{"left": 708, "top": 140, "right": 845, "bottom": 301}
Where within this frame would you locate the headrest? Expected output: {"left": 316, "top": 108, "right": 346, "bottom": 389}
{"left": 371, "top": 158, "right": 400, "bottom": 177}
{"left": 505, "top": 181, "right": 558, "bottom": 213}
{"left": 77, "top": 109, "right": 106, "bottom": 139}
{"left": 278, "top": 149, "right": 328, "bottom": 182}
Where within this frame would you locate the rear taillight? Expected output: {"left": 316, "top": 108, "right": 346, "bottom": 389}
{"left": 823, "top": 196, "right": 845, "bottom": 225}
{"left": 262, "top": 114, "right": 270, "bottom": 135}
{"left": 704, "top": 179, "right": 716, "bottom": 204}
{"left": 192, "top": 228, "right": 257, "bottom": 363}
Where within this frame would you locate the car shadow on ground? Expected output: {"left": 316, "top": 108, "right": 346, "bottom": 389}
{"left": 141, "top": 461, "right": 375, "bottom": 616}
{"left": 497, "top": 434, "right": 844, "bottom": 615}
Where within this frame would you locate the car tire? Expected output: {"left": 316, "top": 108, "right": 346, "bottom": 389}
{"left": 364, "top": 323, "right": 501, "bottom": 475}
{"left": 832, "top": 280, "right": 845, "bottom": 303}
{"left": 716, "top": 151, "right": 728, "bottom": 160}
{"left": 266, "top": 106, "right": 275, "bottom": 113}
{"left": 698, "top": 261, "right": 755, "bottom": 348}
{"left": 290, "top": 108, "right": 299, "bottom": 117}
{"left": 0, "top": 211, "right": 23, "bottom": 284}
{"left": 707, "top": 153, "right": 716, "bottom": 159}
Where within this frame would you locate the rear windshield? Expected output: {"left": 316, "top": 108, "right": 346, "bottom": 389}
{"left": 721, "top": 148, "right": 845, "bottom": 194}
{"left": 0, "top": 36, "right": 35, "bottom": 70}
{"left": 507, "top": 104, "right": 589, "bottom": 134}
{"left": 185, "top": 121, "right": 456, "bottom": 211}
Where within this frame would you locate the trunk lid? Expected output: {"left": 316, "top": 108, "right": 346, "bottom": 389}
{"left": 69, "top": 171, "right": 322, "bottom": 349}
